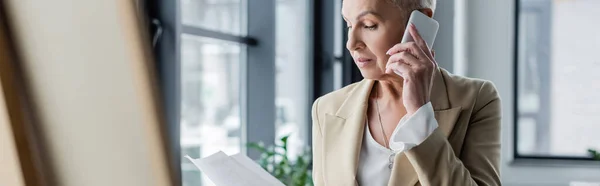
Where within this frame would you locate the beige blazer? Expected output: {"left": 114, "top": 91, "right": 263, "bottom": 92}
{"left": 311, "top": 68, "right": 501, "bottom": 186}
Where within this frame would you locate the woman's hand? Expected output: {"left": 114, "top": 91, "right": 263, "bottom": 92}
{"left": 385, "top": 23, "right": 437, "bottom": 116}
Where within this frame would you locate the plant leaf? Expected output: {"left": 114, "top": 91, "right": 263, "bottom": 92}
{"left": 247, "top": 142, "right": 268, "bottom": 153}
{"left": 246, "top": 134, "right": 314, "bottom": 185}
{"left": 589, "top": 148, "right": 600, "bottom": 160}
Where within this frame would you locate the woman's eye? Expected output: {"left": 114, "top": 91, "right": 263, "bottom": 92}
{"left": 364, "top": 25, "right": 377, "bottom": 30}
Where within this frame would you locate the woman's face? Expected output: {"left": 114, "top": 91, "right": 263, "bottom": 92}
{"left": 342, "top": 0, "right": 409, "bottom": 79}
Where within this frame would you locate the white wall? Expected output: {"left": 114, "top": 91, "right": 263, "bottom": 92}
{"left": 462, "top": 0, "right": 600, "bottom": 185}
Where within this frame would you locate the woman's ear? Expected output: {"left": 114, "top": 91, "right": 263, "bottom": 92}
{"left": 418, "top": 8, "right": 434, "bottom": 18}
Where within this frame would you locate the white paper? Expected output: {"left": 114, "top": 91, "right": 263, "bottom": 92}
{"left": 229, "top": 153, "right": 285, "bottom": 185}
{"left": 185, "top": 151, "right": 285, "bottom": 186}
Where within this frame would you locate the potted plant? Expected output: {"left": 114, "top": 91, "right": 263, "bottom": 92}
{"left": 247, "top": 135, "right": 313, "bottom": 186}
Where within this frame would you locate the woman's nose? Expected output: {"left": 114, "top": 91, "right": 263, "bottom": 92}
{"left": 346, "top": 29, "right": 364, "bottom": 51}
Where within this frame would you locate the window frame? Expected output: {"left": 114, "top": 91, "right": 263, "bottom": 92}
{"left": 147, "top": 0, "right": 279, "bottom": 185}
{"left": 147, "top": 0, "right": 347, "bottom": 183}
{"left": 174, "top": 0, "right": 278, "bottom": 159}
{"left": 513, "top": 0, "right": 597, "bottom": 162}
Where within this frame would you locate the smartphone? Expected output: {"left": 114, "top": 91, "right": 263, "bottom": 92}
{"left": 400, "top": 10, "right": 439, "bottom": 49}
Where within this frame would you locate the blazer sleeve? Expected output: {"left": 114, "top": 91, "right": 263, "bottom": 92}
{"left": 311, "top": 98, "right": 326, "bottom": 186}
{"left": 404, "top": 81, "right": 502, "bottom": 186}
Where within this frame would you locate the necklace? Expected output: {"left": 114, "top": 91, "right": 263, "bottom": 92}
{"left": 374, "top": 90, "right": 389, "bottom": 148}
{"left": 374, "top": 88, "right": 395, "bottom": 169}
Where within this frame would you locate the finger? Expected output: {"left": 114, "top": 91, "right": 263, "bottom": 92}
{"left": 408, "top": 23, "right": 434, "bottom": 60}
{"left": 386, "top": 42, "right": 429, "bottom": 62}
{"left": 387, "top": 51, "right": 422, "bottom": 68}
{"left": 385, "top": 61, "right": 412, "bottom": 77}
{"left": 387, "top": 43, "right": 432, "bottom": 68}
{"left": 386, "top": 42, "right": 408, "bottom": 55}
{"left": 431, "top": 49, "right": 438, "bottom": 68}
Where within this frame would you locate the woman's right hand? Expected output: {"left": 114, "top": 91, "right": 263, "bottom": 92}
{"left": 384, "top": 23, "right": 437, "bottom": 116}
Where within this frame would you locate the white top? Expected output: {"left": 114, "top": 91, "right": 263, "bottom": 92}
{"left": 357, "top": 102, "right": 438, "bottom": 186}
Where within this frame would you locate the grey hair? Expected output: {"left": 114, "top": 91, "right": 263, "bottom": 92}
{"left": 389, "top": 0, "right": 437, "bottom": 12}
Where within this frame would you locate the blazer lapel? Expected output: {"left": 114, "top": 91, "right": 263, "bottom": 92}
{"left": 387, "top": 68, "right": 463, "bottom": 186}
{"left": 323, "top": 79, "right": 374, "bottom": 185}
{"left": 430, "top": 68, "right": 463, "bottom": 137}
{"left": 322, "top": 68, "right": 463, "bottom": 186}
{"left": 429, "top": 68, "right": 463, "bottom": 139}
{"left": 435, "top": 107, "right": 462, "bottom": 137}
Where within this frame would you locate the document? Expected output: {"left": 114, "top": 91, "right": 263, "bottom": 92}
{"left": 185, "top": 151, "right": 285, "bottom": 186}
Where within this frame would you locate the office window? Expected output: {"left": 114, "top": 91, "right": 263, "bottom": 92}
{"left": 181, "top": 0, "right": 242, "bottom": 35}
{"left": 180, "top": 35, "right": 242, "bottom": 186}
{"left": 275, "top": 0, "right": 310, "bottom": 160}
{"left": 516, "top": 0, "right": 600, "bottom": 159}
{"left": 179, "top": 0, "right": 245, "bottom": 186}
{"left": 178, "top": 0, "right": 310, "bottom": 186}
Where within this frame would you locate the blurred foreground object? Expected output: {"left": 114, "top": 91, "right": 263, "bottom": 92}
{"left": 0, "top": 0, "right": 176, "bottom": 185}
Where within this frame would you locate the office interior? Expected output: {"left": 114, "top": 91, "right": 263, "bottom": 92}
{"left": 1, "top": 0, "right": 599, "bottom": 186}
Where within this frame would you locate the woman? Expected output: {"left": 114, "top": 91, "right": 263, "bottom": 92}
{"left": 311, "top": 0, "right": 501, "bottom": 186}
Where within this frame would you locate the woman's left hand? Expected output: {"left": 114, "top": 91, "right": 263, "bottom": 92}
{"left": 385, "top": 23, "right": 437, "bottom": 116}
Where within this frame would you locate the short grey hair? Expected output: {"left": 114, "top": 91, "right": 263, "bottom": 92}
{"left": 390, "top": 0, "right": 437, "bottom": 12}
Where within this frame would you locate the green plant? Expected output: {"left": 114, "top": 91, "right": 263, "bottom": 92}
{"left": 588, "top": 148, "right": 600, "bottom": 160}
{"left": 247, "top": 135, "right": 313, "bottom": 186}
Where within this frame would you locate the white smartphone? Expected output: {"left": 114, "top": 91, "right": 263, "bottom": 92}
{"left": 400, "top": 10, "right": 439, "bottom": 49}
